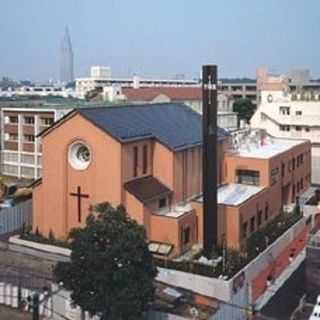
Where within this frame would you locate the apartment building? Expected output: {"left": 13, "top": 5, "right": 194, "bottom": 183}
{"left": 0, "top": 86, "right": 76, "bottom": 98}
{"left": 219, "top": 79, "right": 257, "bottom": 104}
{"left": 1, "top": 105, "right": 72, "bottom": 179}
{"left": 251, "top": 89, "right": 320, "bottom": 184}
{"left": 32, "top": 103, "right": 310, "bottom": 257}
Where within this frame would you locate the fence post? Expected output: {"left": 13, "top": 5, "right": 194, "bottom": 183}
{"left": 32, "top": 292, "right": 39, "bottom": 320}
{"left": 17, "top": 275, "right": 22, "bottom": 309}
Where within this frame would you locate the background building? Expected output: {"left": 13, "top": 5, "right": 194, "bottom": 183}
{"left": 251, "top": 89, "right": 320, "bottom": 185}
{"left": 60, "top": 27, "right": 74, "bottom": 84}
{"left": 219, "top": 78, "right": 257, "bottom": 105}
{"left": 0, "top": 85, "right": 76, "bottom": 98}
{"left": 1, "top": 104, "right": 72, "bottom": 179}
{"left": 0, "top": 97, "right": 110, "bottom": 180}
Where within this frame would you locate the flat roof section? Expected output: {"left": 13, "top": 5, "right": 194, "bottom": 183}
{"left": 195, "top": 183, "right": 264, "bottom": 207}
{"left": 218, "top": 184, "right": 264, "bottom": 206}
{"left": 236, "top": 136, "right": 306, "bottom": 159}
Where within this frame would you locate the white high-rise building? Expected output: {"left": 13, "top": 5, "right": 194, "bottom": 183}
{"left": 251, "top": 89, "right": 320, "bottom": 184}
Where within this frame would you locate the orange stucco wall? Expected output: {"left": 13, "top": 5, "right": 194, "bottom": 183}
{"left": 150, "top": 211, "right": 196, "bottom": 257}
{"left": 173, "top": 146, "right": 202, "bottom": 203}
{"left": 193, "top": 140, "right": 311, "bottom": 251}
{"left": 224, "top": 156, "right": 269, "bottom": 187}
{"left": 121, "top": 140, "right": 153, "bottom": 184}
{"left": 153, "top": 142, "right": 174, "bottom": 191}
{"left": 34, "top": 113, "right": 122, "bottom": 238}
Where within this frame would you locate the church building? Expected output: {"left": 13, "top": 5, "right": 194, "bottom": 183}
{"left": 32, "top": 103, "right": 312, "bottom": 257}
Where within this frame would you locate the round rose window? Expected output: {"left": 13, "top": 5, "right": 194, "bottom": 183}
{"left": 69, "top": 141, "right": 91, "bottom": 170}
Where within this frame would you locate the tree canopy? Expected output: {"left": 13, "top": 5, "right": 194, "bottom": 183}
{"left": 233, "top": 98, "right": 256, "bottom": 124}
{"left": 54, "top": 202, "right": 157, "bottom": 320}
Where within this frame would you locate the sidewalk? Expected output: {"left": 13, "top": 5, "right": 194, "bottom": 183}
{"left": 0, "top": 305, "right": 32, "bottom": 320}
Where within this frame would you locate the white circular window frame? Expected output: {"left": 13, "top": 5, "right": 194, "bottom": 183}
{"left": 68, "top": 141, "right": 92, "bottom": 171}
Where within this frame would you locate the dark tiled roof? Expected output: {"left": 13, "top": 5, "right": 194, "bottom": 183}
{"left": 124, "top": 176, "right": 172, "bottom": 203}
{"left": 78, "top": 103, "right": 229, "bottom": 151}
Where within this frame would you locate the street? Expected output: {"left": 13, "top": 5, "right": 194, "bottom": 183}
{"left": 0, "top": 305, "right": 32, "bottom": 320}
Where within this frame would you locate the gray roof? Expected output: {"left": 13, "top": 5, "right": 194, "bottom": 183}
{"left": 78, "top": 103, "right": 229, "bottom": 151}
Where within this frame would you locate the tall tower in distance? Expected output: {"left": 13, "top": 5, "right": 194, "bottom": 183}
{"left": 60, "top": 26, "right": 74, "bottom": 84}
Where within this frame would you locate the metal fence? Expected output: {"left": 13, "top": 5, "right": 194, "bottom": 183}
{"left": 0, "top": 199, "right": 32, "bottom": 235}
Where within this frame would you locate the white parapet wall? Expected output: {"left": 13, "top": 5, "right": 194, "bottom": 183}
{"left": 157, "top": 267, "right": 232, "bottom": 302}
{"left": 9, "top": 235, "right": 71, "bottom": 256}
{"left": 158, "top": 218, "right": 306, "bottom": 301}
{"left": 8, "top": 235, "right": 71, "bottom": 262}
{"left": 240, "top": 217, "right": 306, "bottom": 284}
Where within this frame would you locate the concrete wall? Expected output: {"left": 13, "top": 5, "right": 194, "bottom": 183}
{"left": 156, "top": 267, "right": 232, "bottom": 302}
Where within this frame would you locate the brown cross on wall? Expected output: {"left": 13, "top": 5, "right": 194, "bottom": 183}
{"left": 70, "top": 186, "right": 89, "bottom": 222}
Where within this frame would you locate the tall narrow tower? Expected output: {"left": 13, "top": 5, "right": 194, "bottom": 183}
{"left": 202, "top": 65, "right": 218, "bottom": 254}
{"left": 60, "top": 26, "right": 74, "bottom": 84}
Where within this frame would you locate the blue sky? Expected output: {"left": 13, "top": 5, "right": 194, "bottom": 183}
{"left": 0, "top": 0, "right": 319, "bottom": 81}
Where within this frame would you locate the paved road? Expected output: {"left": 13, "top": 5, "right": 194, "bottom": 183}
{"left": 0, "top": 242, "right": 55, "bottom": 290}
{"left": 0, "top": 305, "right": 33, "bottom": 320}
{"left": 260, "top": 261, "right": 306, "bottom": 320}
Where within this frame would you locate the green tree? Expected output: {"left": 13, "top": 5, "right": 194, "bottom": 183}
{"left": 54, "top": 202, "right": 157, "bottom": 320}
{"left": 233, "top": 98, "right": 256, "bottom": 124}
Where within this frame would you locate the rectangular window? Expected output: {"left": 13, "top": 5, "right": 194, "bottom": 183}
{"left": 281, "top": 163, "right": 285, "bottom": 177}
{"left": 242, "top": 222, "right": 248, "bottom": 239}
{"left": 23, "top": 134, "right": 35, "bottom": 142}
{"left": 292, "top": 158, "right": 296, "bottom": 170}
{"left": 9, "top": 116, "right": 18, "bottom": 124}
{"left": 258, "top": 210, "right": 263, "bottom": 226}
{"left": 142, "top": 145, "right": 148, "bottom": 175}
{"left": 280, "top": 125, "right": 290, "bottom": 131}
{"left": 292, "top": 184, "right": 296, "bottom": 202}
{"left": 301, "top": 178, "right": 303, "bottom": 190}
{"left": 271, "top": 167, "right": 279, "bottom": 185}
{"left": 24, "top": 116, "right": 34, "bottom": 125}
{"left": 296, "top": 111, "right": 302, "bottom": 116}
{"left": 183, "top": 227, "right": 191, "bottom": 245}
{"left": 265, "top": 203, "right": 269, "bottom": 221}
{"left": 159, "top": 197, "right": 167, "bottom": 209}
{"left": 133, "top": 146, "right": 138, "bottom": 177}
{"left": 250, "top": 217, "right": 255, "bottom": 233}
{"left": 305, "top": 127, "right": 310, "bottom": 132}
{"left": 279, "top": 107, "right": 290, "bottom": 115}
{"left": 8, "top": 133, "right": 18, "bottom": 141}
{"left": 236, "top": 170, "right": 260, "bottom": 186}
{"left": 40, "top": 117, "right": 54, "bottom": 126}
{"left": 295, "top": 126, "right": 302, "bottom": 131}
